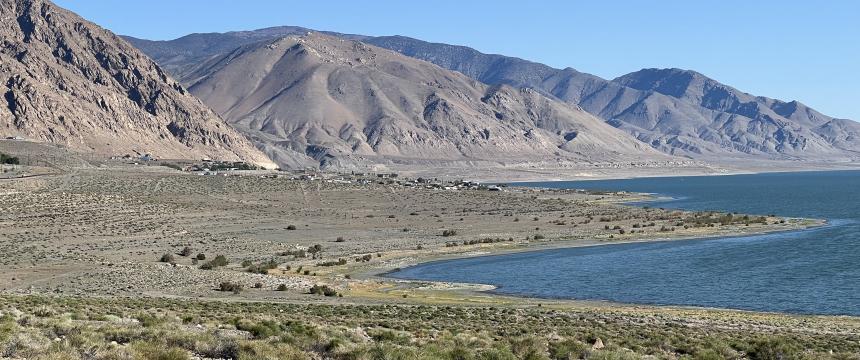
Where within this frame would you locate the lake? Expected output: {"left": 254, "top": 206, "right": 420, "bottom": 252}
{"left": 388, "top": 170, "right": 860, "bottom": 315}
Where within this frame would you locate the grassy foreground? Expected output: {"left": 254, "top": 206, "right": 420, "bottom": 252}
{"left": 2, "top": 295, "right": 859, "bottom": 359}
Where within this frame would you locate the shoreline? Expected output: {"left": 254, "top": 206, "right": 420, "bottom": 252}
{"left": 511, "top": 167, "right": 860, "bottom": 184}
{"left": 357, "top": 218, "right": 827, "bottom": 313}
{"left": 352, "top": 185, "right": 833, "bottom": 316}
{"left": 465, "top": 162, "right": 860, "bottom": 183}
{"left": 1, "top": 166, "right": 852, "bottom": 319}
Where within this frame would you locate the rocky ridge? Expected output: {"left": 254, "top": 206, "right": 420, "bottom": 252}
{"left": 0, "top": 0, "right": 276, "bottom": 166}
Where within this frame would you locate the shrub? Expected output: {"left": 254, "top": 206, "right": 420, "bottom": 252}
{"left": 211, "top": 255, "right": 229, "bottom": 266}
{"left": 355, "top": 254, "right": 373, "bottom": 262}
{"left": 200, "top": 255, "right": 228, "bottom": 270}
{"left": 132, "top": 344, "right": 191, "bottom": 360}
{"left": 442, "top": 229, "right": 457, "bottom": 237}
{"left": 286, "top": 225, "right": 297, "bottom": 230}
{"left": 308, "top": 244, "right": 323, "bottom": 259}
{"left": 317, "top": 258, "right": 347, "bottom": 267}
{"left": 33, "top": 306, "right": 57, "bottom": 318}
{"left": 247, "top": 259, "right": 280, "bottom": 274}
{"left": 159, "top": 254, "right": 175, "bottom": 263}
{"left": 335, "top": 237, "right": 346, "bottom": 242}
{"left": 747, "top": 337, "right": 801, "bottom": 360}
{"left": 277, "top": 284, "right": 288, "bottom": 291}
{"left": 549, "top": 339, "right": 589, "bottom": 359}
{"left": 533, "top": 234, "right": 545, "bottom": 240}
{"left": 309, "top": 285, "right": 338, "bottom": 297}
{"left": 280, "top": 249, "right": 306, "bottom": 258}
{"left": 196, "top": 253, "right": 206, "bottom": 260}
{"left": 235, "top": 319, "right": 285, "bottom": 339}
{"left": 218, "top": 282, "right": 243, "bottom": 294}
{"left": 179, "top": 246, "right": 193, "bottom": 257}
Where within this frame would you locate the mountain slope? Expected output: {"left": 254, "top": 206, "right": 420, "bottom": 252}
{"left": 184, "top": 33, "right": 666, "bottom": 169}
{"left": 125, "top": 28, "right": 860, "bottom": 162}
{"left": 123, "top": 27, "right": 367, "bottom": 83}
{"left": 365, "top": 37, "right": 860, "bottom": 160}
{"left": 0, "top": 0, "right": 275, "bottom": 166}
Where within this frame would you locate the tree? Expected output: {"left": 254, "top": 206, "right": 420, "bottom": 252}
{"left": 0, "top": 153, "right": 20, "bottom": 165}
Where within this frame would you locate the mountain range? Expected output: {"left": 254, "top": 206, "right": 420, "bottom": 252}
{"left": 0, "top": 0, "right": 275, "bottom": 167}
{"left": 2, "top": 0, "right": 856, "bottom": 172}
{"left": 369, "top": 36, "right": 860, "bottom": 160}
{"left": 177, "top": 33, "right": 665, "bottom": 169}
{"left": 125, "top": 27, "right": 860, "bottom": 164}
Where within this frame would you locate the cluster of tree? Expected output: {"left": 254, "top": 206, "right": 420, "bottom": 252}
{"left": 1, "top": 153, "right": 20, "bottom": 165}
{"left": 205, "top": 161, "right": 260, "bottom": 171}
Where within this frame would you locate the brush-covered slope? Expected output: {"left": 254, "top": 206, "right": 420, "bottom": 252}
{"left": 0, "top": 0, "right": 275, "bottom": 166}
{"left": 185, "top": 33, "right": 665, "bottom": 169}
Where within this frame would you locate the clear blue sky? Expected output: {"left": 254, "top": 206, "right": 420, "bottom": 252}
{"left": 56, "top": 0, "right": 859, "bottom": 120}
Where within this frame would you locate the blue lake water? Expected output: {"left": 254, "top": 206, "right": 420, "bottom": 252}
{"left": 388, "top": 170, "right": 860, "bottom": 315}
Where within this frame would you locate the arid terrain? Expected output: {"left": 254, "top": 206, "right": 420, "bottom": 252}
{"left": 2, "top": 0, "right": 859, "bottom": 358}
{"left": 0, "top": 163, "right": 815, "bottom": 299}
{"left": 3, "top": 159, "right": 859, "bottom": 359}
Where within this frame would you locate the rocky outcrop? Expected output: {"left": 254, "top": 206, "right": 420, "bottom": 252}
{"left": 0, "top": 0, "right": 275, "bottom": 167}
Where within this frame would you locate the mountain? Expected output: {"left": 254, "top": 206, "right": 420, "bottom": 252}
{"left": 125, "top": 27, "right": 860, "bottom": 162}
{"left": 365, "top": 37, "right": 860, "bottom": 160}
{"left": 181, "top": 33, "right": 665, "bottom": 169}
{"left": 123, "top": 27, "right": 367, "bottom": 83}
{"left": 588, "top": 68, "right": 860, "bottom": 158}
{"left": 0, "top": 0, "right": 275, "bottom": 166}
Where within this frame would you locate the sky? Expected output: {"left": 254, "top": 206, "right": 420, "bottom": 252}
{"left": 55, "top": 0, "right": 859, "bottom": 120}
